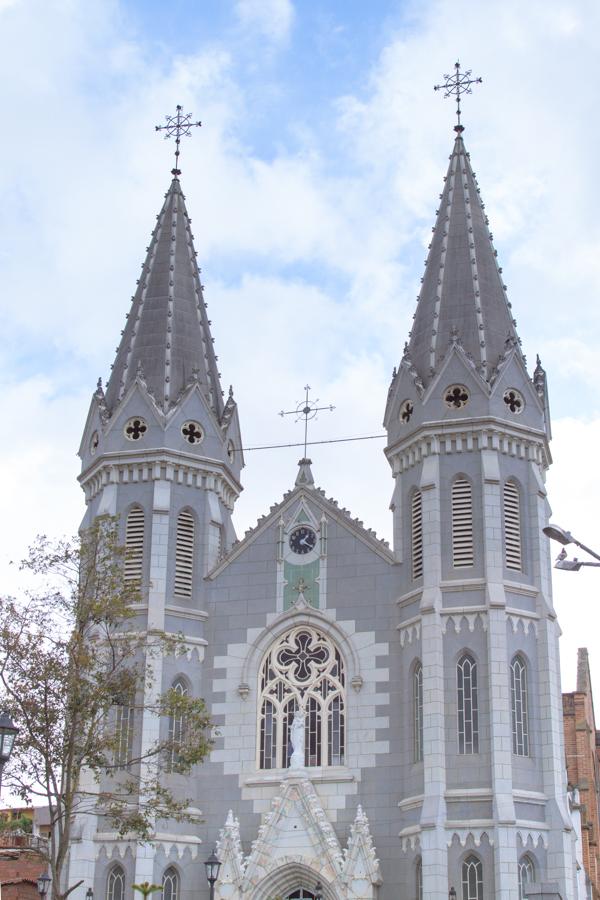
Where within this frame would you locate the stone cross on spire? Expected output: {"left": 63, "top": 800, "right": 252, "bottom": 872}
{"left": 155, "top": 104, "right": 202, "bottom": 177}
{"left": 434, "top": 61, "right": 482, "bottom": 133}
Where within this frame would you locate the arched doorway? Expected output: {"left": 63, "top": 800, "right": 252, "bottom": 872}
{"left": 251, "top": 863, "right": 337, "bottom": 900}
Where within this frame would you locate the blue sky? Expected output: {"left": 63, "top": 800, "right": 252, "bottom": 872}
{"left": 1, "top": 0, "right": 600, "bottom": 693}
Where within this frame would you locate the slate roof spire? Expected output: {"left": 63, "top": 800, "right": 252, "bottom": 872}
{"left": 406, "top": 131, "right": 523, "bottom": 385}
{"left": 104, "top": 176, "right": 224, "bottom": 416}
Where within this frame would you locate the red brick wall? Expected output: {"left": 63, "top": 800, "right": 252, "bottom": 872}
{"left": 0, "top": 849, "right": 46, "bottom": 900}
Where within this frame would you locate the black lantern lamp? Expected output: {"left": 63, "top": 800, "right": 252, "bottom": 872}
{"left": 37, "top": 872, "right": 51, "bottom": 897}
{"left": 0, "top": 712, "right": 18, "bottom": 764}
{"left": 204, "top": 848, "right": 221, "bottom": 900}
{"left": 85, "top": 889, "right": 94, "bottom": 900}
{"left": 449, "top": 889, "right": 457, "bottom": 900}
{"left": 314, "top": 880, "right": 323, "bottom": 900}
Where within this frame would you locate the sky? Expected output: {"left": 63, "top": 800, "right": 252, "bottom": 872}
{"left": 0, "top": 0, "right": 599, "bottom": 696}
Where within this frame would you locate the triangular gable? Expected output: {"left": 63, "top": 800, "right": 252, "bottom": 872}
{"left": 342, "top": 805, "right": 383, "bottom": 889}
{"left": 207, "top": 484, "right": 394, "bottom": 580}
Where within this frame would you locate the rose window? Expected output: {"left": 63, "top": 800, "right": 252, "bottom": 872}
{"left": 124, "top": 417, "right": 147, "bottom": 441}
{"left": 503, "top": 389, "right": 524, "bottom": 414}
{"left": 400, "top": 399, "right": 414, "bottom": 424}
{"left": 258, "top": 626, "right": 345, "bottom": 770}
{"left": 444, "top": 385, "right": 470, "bottom": 409}
{"left": 181, "top": 421, "right": 204, "bottom": 444}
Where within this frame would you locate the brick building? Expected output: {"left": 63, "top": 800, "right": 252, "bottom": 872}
{"left": 0, "top": 833, "right": 48, "bottom": 900}
{"left": 563, "top": 648, "right": 600, "bottom": 898}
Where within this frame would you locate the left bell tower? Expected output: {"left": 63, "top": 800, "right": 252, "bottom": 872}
{"left": 70, "top": 110, "right": 244, "bottom": 891}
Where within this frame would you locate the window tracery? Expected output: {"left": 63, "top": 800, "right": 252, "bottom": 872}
{"left": 461, "top": 855, "right": 483, "bottom": 900}
{"left": 106, "top": 866, "right": 125, "bottom": 900}
{"left": 258, "top": 626, "right": 345, "bottom": 769}
{"left": 518, "top": 855, "right": 535, "bottom": 900}
{"left": 511, "top": 655, "right": 529, "bottom": 757}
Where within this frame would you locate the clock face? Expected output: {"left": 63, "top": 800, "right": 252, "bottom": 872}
{"left": 289, "top": 526, "right": 317, "bottom": 555}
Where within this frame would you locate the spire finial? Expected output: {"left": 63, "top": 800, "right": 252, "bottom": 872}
{"left": 155, "top": 104, "right": 202, "bottom": 177}
{"left": 279, "top": 385, "right": 335, "bottom": 459}
{"left": 434, "top": 61, "right": 482, "bottom": 133}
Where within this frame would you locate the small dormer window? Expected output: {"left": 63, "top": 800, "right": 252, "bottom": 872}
{"left": 399, "top": 399, "right": 414, "bottom": 424}
{"left": 503, "top": 388, "right": 524, "bottom": 414}
{"left": 124, "top": 417, "right": 147, "bottom": 441}
{"left": 181, "top": 421, "right": 204, "bottom": 444}
{"left": 444, "top": 385, "right": 469, "bottom": 409}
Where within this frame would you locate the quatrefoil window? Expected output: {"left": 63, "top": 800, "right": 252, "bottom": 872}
{"left": 503, "top": 389, "right": 524, "bottom": 414}
{"left": 124, "top": 417, "right": 147, "bottom": 441}
{"left": 400, "top": 399, "right": 414, "bottom": 424}
{"left": 227, "top": 440, "right": 235, "bottom": 462}
{"left": 444, "top": 385, "right": 470, "bottom": 409}
{"left": 90, "top": 431, "right": 99, "bottom": 455}
{"left": 182, "top": 421, "right": 204, "bottom": 445}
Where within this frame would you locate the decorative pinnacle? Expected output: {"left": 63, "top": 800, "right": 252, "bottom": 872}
{"left": 434, "top": 61, "right": 482, "bottom": 133}
{"left": 279, "top": 385, "right": 335, "bottom": 459}
{"left": 155, "top": 104, "right": 202, "bottom": 177}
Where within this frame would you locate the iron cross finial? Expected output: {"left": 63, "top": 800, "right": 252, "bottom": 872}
{"left": 434, "top": 61, "right": 482, "bottom": 133}
{"left": 279, "top": 385, "right": 335, "bottom": 459}
{"left": 155, "top": 104, "right": 202, "bottom": 177}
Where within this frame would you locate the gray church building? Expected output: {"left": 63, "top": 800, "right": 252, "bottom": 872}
{"left": 67, "top": 119, "right": 578, "bottom": 900}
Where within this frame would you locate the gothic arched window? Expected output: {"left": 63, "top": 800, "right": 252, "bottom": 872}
{"left": 124, "top": 506, "right": 144, "bottom": 582}
{"left": 167, "top": 678, "right": 189, "bottom": 772}
{"left": 416, "top": 857, "right": 423, "bottom": 900}
{"left": 511, "top": 655, "right": 529, "bottom": 757}
{"left": 113, "top": 698, "right": 134, "bottom": 769}
{"left": 457, "top": 654, "right": 479, "bottom": 754}
{"left": 162, "top": 866, "right": 179, "bottom": 900}
{"left": 503, "top": 481, "right": 522, "bottom": 572}
{"left": 413, "top": 662, "right": 423, "bottom": 762}
{"left": 462, "top": 855, "right": 483, "bottom": 900}
{"left": 106, "top": 866, "right": 125, "bottom": 900}
{"left": 174, "top": 510, "right": 195, "bottom": 598}
{"left": 411, "top": 490, "right": 423, "bottom": 580}
{"left": 452, "top": 477, "right": 474, "bottom": 567}
{"left": 258, "top": 626, "right": 345, "bottom": 770}
{"left": 518, "top": 855, "right": 535, "bottom": 900}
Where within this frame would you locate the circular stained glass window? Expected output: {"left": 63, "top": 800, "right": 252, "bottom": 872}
{"left": 399, "top": 399, "right": 414, "bottom": 424}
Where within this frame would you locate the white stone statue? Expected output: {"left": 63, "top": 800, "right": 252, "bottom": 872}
{"left": 289, "top": 708, "right": 306, "bottom": 769}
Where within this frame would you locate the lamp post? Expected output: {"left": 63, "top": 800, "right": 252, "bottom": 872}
{"left": 449, "top": 889, "right": 457, "bottom": 900}
{"left": 37, "top": 872, "right": 51, "bottom": 898}
{"left": 314, "top": 880, "right": 323, "bottom": 900}
{"left": 543, "top": 523, "right": 600, "bottom": 571}
{"left": 0, "top": 712, "right": 18, "bottom": 795}
{"left": 204, "top": 848, "right": 221, "bottom": 900}
{"left": 86, "top": 889, "right": 94, "bottom": 900}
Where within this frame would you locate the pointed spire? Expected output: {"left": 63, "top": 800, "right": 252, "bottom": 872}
{"left": 105, "top": 178, "right": 223, "bottom": 415}
{"left": 407, "top": 133, "right": 522, "bottom": 385}
{"left": 295, "top": 458, "right": 315, "bottom": 487}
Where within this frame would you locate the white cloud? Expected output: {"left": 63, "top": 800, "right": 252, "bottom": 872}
{"left": 234, "top": 0, "right": 294, "bottom": 45}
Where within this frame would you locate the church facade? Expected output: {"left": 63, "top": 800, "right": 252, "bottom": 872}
{"left": 67, "top": 123, "right": 578, "bottom": 900}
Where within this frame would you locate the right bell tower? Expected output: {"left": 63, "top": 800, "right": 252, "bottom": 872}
{"left": 384, "top": 64, "right": 574, "bottom": 899}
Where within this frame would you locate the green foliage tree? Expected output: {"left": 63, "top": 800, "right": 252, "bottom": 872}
{"left": 0, "top": 516, "right": 212, "bottom": 899}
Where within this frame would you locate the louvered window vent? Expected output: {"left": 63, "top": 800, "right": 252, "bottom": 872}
{"left": 452, "top": 477, "right": 474, "bottom": 567}
{"left": 124, "top": 507, "right": 144, "bottom": 582}
{"left": 174, "top": 510, "right": 195, "bottom": 597}
{"left": 504, "top": 482, "right": 522, "bottom": 572}
{"left": 411, "top": 491, "right": 423, "bottom": 580}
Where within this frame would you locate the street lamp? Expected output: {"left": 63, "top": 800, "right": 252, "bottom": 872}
{"left": 0, "top": 712, "right": 18, "bottom": 794}
{"left": 314, "top": 880, "right": 323, "bottom": 900}
{"left": 204, "top": 848, "right": 221, "bottom": 900}
{"left": 543, "top": 523, "right": 600, "bottom": 570}
{"left": 85, "top": 889, "right": 94, "bottom": 900}
{"left": 36, "top": 873, "right": 51, "bottom": 897}
{"left": 449, "top": 889, "right": 457, "bottom": 900}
